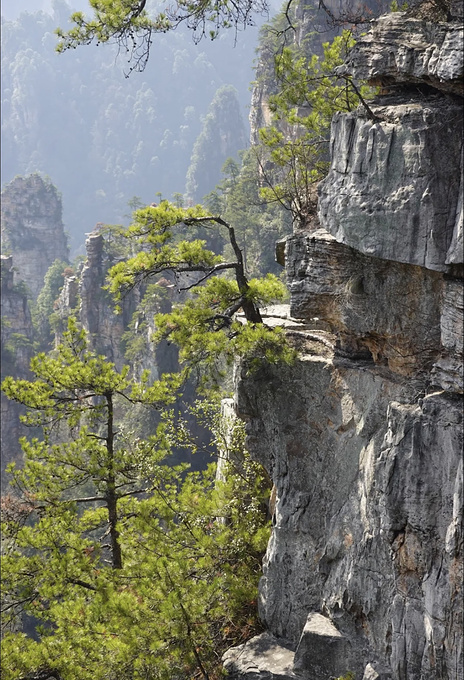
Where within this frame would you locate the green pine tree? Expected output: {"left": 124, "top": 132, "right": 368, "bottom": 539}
{"left": 258, "top": 30, "right": 375, "bottom": 225}
{"left": 107, "top": 200, "right": 294, "bottom": 391}
{"left": 1, "top": 320, "right": 270, "bottom": 680}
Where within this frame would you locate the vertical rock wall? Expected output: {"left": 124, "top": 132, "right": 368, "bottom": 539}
{"left": 76, "top": 231, "right": 133, "bottom": 367}
{"left": 1, "top": 175, "right": 68, "bottom": 488}
{"left": 1, "top": 174, "right": 69, "bottom": 299}
{"left": 226, "top": 11, "right": 463, "bottom": 680}
{"left": 0, "top": 256, "right": 35, "bottom": 490}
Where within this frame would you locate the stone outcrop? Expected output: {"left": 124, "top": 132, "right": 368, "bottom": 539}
{"left": 338, "top": 13, "right": 463, "bottom": 96}
{"left": 226, "top": 10, "right": 463, "bottom": 680}
{"left": 318, "top": 13, "right": 463, "bottom": 275}
{"left": 1, "top": 174, "right": 69, "bottom": 299}
{"left": 223, "top": 631, "right": 296, "bottom": 679}
{"left": 235, "top": 341, "right": 462, "bottom": 679}
{"left": 1, "top": 256, "right": 35, "bottom": 489}
{"left": 76, "top": 231, "right": 131, "bottom": 366}
{"left": 317, "top": 96, "right": 462, "bottom": 273}
{"left": 1, "top": 175, "right": 68, "bottom": 488}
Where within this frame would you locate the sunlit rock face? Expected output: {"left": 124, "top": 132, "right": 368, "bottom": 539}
{"left": 227, "top": 10, "right": 463, "bottom": 680}
{"left": 339, "top": 13, "right": 463, "bottom": 96}
{"left": 1, "top": 174, "right": 69, "bottom": 299}
{"left": 317, "top": 14, "right": 463, "bottom": 274}
{"left": 317, "top": 98, "right": 463, "bottom": 273}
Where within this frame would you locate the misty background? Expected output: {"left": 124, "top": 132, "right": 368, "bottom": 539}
{"left": 1, "top": 0, "right": 274, "bottom": 254}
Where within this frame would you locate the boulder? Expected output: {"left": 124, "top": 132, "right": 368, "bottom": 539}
{"left": 223, "top": 632, "right": 296, "bottom": 679}
{"left": 293, "top": 613, "right": 350, "bottom": 679}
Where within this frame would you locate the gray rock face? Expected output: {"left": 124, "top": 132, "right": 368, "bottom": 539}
{"left": 317, "top": 97, "right": 463, "bottom": 273}
{"left": 286, "top": 228, "right": 444, "bottom": 375}
{"left": 236, "top": 348, "right": 463, "bottom": 680}
{"left": 339, "top": 13, "right": 464, "bottom": 96}
{"left": 363, "top": 662, "right": 392, "bottom": 680}
{"left": 432, "top": 278, "right": 464, "bottom": 391}
{"left": 450, "top": 0, "right": 463, "bottom": 19}
{"left": 77, "top": 232, "right": 137, "bottom": 368}
{"left": 228, "top": 15, "right": 463, "bottom": 669}
{"left": 318, "top": 11, "right": 464, "bottom": 277}
{"left": 0, "top": 256, "right": 35, "bottom": 489}
{"left": 1, "top": 176, "right": 68, "bottom": 488}
{"left": 284, "top": 227, "right": 463, "bottom": 392}
{"left": 1, "top": 175, "right": 69, "bottom": 299}
{"left": 75, "top": 230, "right": 178, "bottom": 380}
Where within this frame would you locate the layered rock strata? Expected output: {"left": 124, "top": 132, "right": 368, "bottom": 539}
{"left": 226, "top": 11, "right": 463, "bottom": 680}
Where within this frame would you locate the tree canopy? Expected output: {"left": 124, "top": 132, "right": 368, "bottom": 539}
{"left": 56, "top": 0, "right": 270, "bottom": 74}
{"left": 257, "top": 30, "right": 375, "bottom": 224}
{"left": 1, "top": 319, "right": 271, "bottom": 679}
{"left": 107, "top": 200, "right": 294, "bottom": 390}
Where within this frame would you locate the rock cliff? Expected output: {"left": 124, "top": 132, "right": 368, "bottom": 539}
{"left": 68, "top": 230, "right": 135, "bottom": 367}
{"left": 53, "top": 228, "right": 177, "bottom": 379}
{"left": 1, "top": 174, "right": 69, "bottom": 299}
{"left": 1, "top": 176, "right": 68, "bottom": 489}
{"left": 0, "top": 256, "right": 35, "bottom": 490}
{"left": 225, "top": 10, "right": 463, "bottom": 680}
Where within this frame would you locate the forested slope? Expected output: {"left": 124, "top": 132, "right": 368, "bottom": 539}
{"left": 1, "top": 0, "right": 259, "bottom": 252}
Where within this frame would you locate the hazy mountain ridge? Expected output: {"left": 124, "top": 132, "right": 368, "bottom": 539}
{"left": 1, "top": 1, "right": 261, "bottom": 253}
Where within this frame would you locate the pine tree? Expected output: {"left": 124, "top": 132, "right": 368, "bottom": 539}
{"left": 1, "top": 321, "right": 270, "bottom": 680}
{"left": 257, "top": 31, "right": 375, "bottom": 225}
{"left": 55, "top": 0, "right": 270, "bottom": 74}
{"left": 107, "top": 200, "right": 294, "bottom": 391}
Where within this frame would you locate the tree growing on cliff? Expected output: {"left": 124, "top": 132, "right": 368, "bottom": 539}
{"left": 257, "top": 30, "right": 375, "bottom": 224}
{"left": 1, "top": 319, "right": 270, "bottom": 679}
{"left": 33, "top": 259, "right": 70, "bottom": 348}
{"left": 203, "top": 152, "right": 293, "bottom": 279}
{"left": 107, "top": 200, "right": 294, "bottom": 391}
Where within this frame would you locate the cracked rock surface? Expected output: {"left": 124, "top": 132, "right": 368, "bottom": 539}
{"left": 318, "top": 97, "right": 462, "bottom": 273}
{"left": 225, "top": 9, "right": 463, "bottom": 680}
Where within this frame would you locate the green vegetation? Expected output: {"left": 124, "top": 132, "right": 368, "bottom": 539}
{"left": 55, "top": 0, "right": 269, "bottom": 73}
{"left": 107, "top": 200, "right": 294, "bottom": 391}
{"left": 1, "top": 4, "right": 380, "bottom": 676}
{"left": 185, "top": 85, "right": 247, "bottom": 203}
{"left": 1, "top": 319, "right": 270, "bottom": 679}
{"left": 1, "top": 186, "right": 293, "bottom": 677}
{"left": 258, "top": 30, "right": 375, "bottom": 224}
{"left": 33, "top": 259, "right": 69, "bottom": 347}
{"left": 204, "top": 151, "right": 292, "bottom": 278}
{"left": 10, "top": 280, "right": 31, "bottom": 298}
